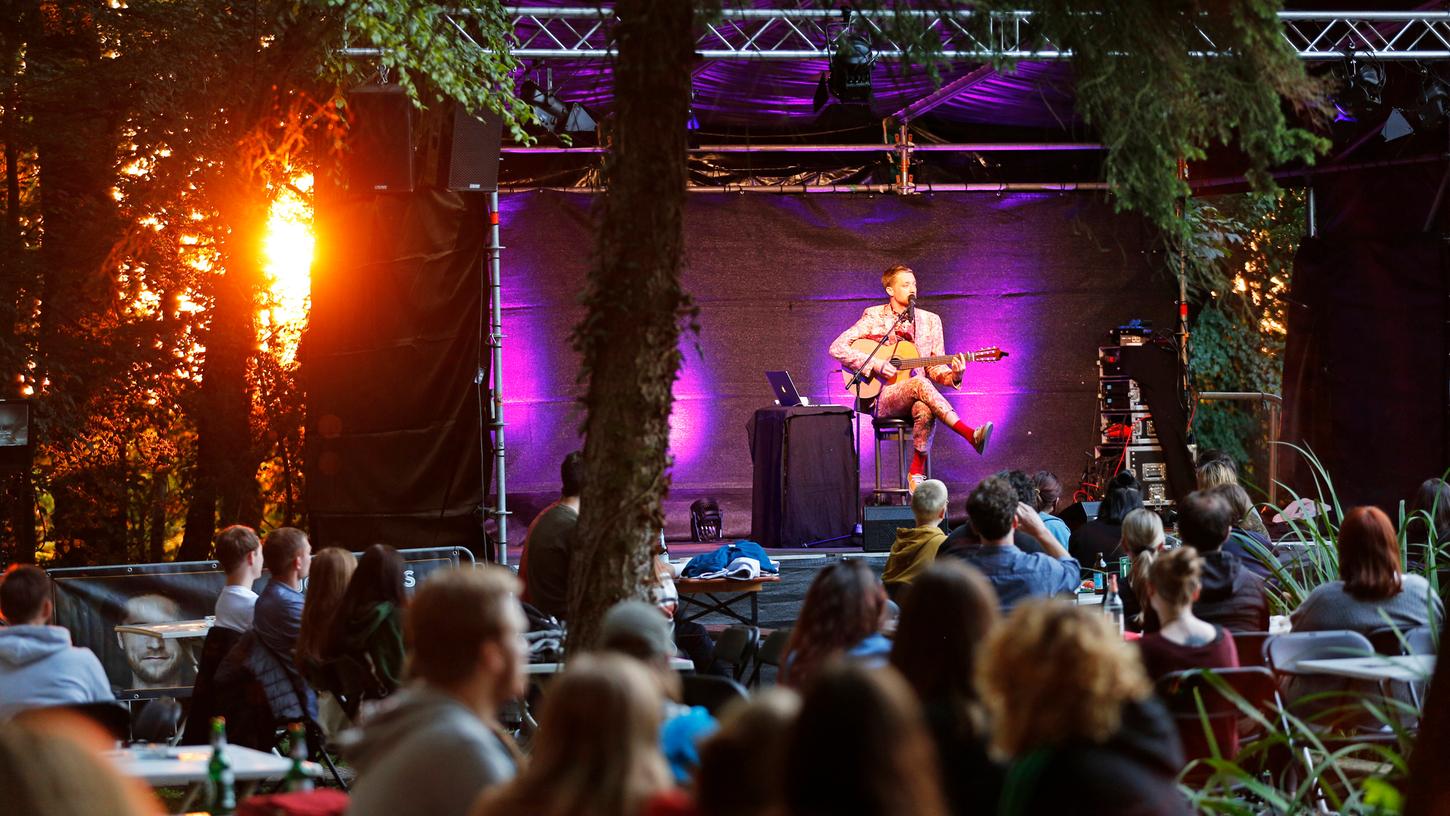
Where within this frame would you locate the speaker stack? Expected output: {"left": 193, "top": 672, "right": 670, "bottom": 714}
{"left": 343, "top": 87, "right": 503, "bottom": 193}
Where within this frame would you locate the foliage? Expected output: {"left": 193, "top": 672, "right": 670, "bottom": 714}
{"left": 1184, "top": 191, "right": 1304, "bottom": 488}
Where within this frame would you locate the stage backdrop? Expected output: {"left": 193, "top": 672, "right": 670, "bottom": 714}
{"left": 498, "top": 191, "right": 1175, "bottom": 500}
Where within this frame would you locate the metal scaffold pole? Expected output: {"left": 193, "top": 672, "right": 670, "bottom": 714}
{"left": 487, "top": 192, "right": 510, "bottom": 564}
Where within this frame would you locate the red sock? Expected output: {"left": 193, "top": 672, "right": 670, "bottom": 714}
{"left": 910, "top": 451, "right": 927, "bottom": 477}
{"left": 950, "top": 419, "right": 977, "bottom": 441}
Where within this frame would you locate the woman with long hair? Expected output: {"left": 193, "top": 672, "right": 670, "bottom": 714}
{"left": 890, "top": 560, "right": 1003, "bottom": 815}
{"left": 295, "top": 547, "right": 358, "bottom": 735}
{"left": 1407, "top": 477, "right": 1450, "bottom": 547}
{"left": 1196, "top": 457, "right": 1269, "bottom": 535}
{"left": 781, "top": 560, "right": 888, "bottom": 689}
{"left": 695, "top": 689, "right": 801, "bottom": 816}
{"left": 1120, "top": 508, "right": 1165, "bottom": 632}
{"left": 783, "top": 663, "right": 950, "bottom": 816}
{"left": 326, "top": 544, "right": 407, "bottom": 703}
{"left": 1292, "top": 506, "right": 1444, "bottom": 635}
{"left": 472, "top": 654, "right": 673, "bottom": 816}
{"left": 979, "top": 601, "right": 1187, "bottom": 815}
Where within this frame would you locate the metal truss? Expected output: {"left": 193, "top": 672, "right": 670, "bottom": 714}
{"left": 428, "top": 8, "right": 1450, "bottom": 61}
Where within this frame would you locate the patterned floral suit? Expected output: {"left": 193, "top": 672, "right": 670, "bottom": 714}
{"left": 829, "top": 304, "right": 962, "bottom": 453}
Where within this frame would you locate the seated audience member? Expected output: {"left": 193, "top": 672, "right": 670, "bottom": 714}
{"left": 781, "top": 560, "right": 890, "bottom": 688}
{"left": 1137, "top": 547, "right": 1240, "bottom": 680}
{"left": 326, "top": 544, "right": 407, "bottom": 703}
{"left": 294, "top": 547, "right": 357, "bottom": 732}
{"left": 213, "top": 525, "right": 263, "bottom": 632}
{"left": 979, "top": 601, "right": 1188, "bottom": 815}
{"left": 1032, "top": 470, "right": 1072, "bottom": 548}
{"left": 647, "top": 534, "right": 718, "bottom": 675}
{"left": 1069, "top": 480, "right": 1144, "bottom": 570}
{"left": 1292, "top": 506, "right": 1445, "bottom": 636}
{"left": 942, "top": 476, "right": 1079, "bottom": 612}
{"left": 940, "top": 470, "right": 1049, "bottom": 556}
{"left": 1178, "top": 491, "right": 1269, "bottom": 633}
{"left": 1196, "top": 456, "right": 1269, "bottom": 536}
{"left": 694, "top": 689, "right": 801, "bottom": 816}
{"left": 1209, "top": 483, "right": 1275, "bottom": 581}
{"left": 890, "top": 561, "right": 1004, "bottom": 816}
{"left": 347, "top": 566, "right": 525, "bottom": 816}
{"left": 882, "top": 478, "right": 950, "bottom": 600}
{"left": 472, "top": 654, "right": 673, "bottom": 816}
{"left": 0, "top": 565, "right": 114, "bottom": 720}
{"left": 1406, "top": 478, "right": 1450, "bottom": 576}
{"left": 1120, "top": 508, "right": 1166, "bottom": 632}
{"left": 782, "top": 663, "right": 950, "bottom": 816}
{"left": 519, "top": 450, "right": 583, "bottom": 621}
{"left": 1, "top": 712, "right": 163, "bottom": 815}
{"left": 599, "top": 600, "right": 717, "bottom": 784}
{"left": 254, "top": 527, "right": 313, "bottom": 657}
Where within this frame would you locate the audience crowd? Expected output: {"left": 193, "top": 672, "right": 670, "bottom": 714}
{"left": 0, "top": 452, "right": 1446, "bottom": 816}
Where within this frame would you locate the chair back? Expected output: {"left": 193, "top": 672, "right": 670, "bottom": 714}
{"left": 1230, "top": 631, "right": 1272, "bottom": 668}
{"left": 24, "top": 700, "right": 132, "bottom": 743}
{"left": 133, "top": 697, "right": 182, "bottom": 743}
{"left": 713, "top": 626, "right": 759, "bottom": 682}
{"left": 181, "top": 624, "right": 242, "bottom": 745}
{"left": 1264, "top": 630, "right": 1375, "bottom": 675}
{"left": 1156, "top": 667, "right": 1280, "bottom": 766}
{"left": 1405, "top": 625, "right": 1437, "bottom": 656}
{"left": 746, "top": 627, "right": 791, "bottom": 687}
{"left": 682, "top": 674, "right": 749, "bottom": 716}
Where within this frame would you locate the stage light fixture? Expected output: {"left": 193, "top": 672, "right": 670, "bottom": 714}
{"left": 828, "top": 31, "right": 875, "bottom": 105}
{"left": 1417, "top": 73, "right": 1450, "bottom": 127}
{"left": 520, "top": 77, "right": 597, "bottom": 135}
{"left": 1333, "top": 50, "right": 1387, "bottom": 123}
{"left": 1383, "top": 108, "right": 1414, "bottom": 142}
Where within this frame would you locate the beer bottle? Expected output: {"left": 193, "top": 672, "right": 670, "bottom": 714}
{"left": 284, "top": 722, "right": 314, "bottom": 793}
{"left": 207, "top": 716, "right": 237, "bottom": 815}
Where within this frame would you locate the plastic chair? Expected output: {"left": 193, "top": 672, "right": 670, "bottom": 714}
{"left": 1156, "top": 667, "right": 1283, "bottom": 768}
{"left": 682, "top": 674, "right": 749, "bottom": 715}
{"left": 1265, "top": 630, "right": 1384, "bottom": 733}
{"left": 746, "top": 628, "right": 791, "bottom": 687}
{"left": 1264, "top": 630, "right": 1375, "bottom": 674}
{"left": 1230, "top": 631, "right": 1272, "bottom": 668}
{"left": 712, "top": 625, "right": 759, "bottom": 683}
{"left": 1405, "top": 625, "right": 1437, "bottom": 656}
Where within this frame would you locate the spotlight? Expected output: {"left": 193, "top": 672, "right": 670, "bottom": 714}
{"left": 1333, "top": 50, "right": 1387, "bottom": 122}
{"left": 520, "top": 76, "right": 596, "bottom": 135}
{"left": 1417, "top": 73, "right": 1450, "bottom": 127}
{"left": 813, "top": 29, "right": 875, "bottom": 111}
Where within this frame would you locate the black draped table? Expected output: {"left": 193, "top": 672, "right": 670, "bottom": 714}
{"left": 747, "top": 405, "right": 856, "bottom": 548}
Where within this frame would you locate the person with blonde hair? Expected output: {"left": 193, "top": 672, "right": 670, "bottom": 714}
{"left": 783, "top": 663, "right": 951, "bottom": 816}
{"left": 1195, "top": 457, "right": 1269, "bottom": 535}
{"left": 472, "top": 654, "right": 673, "bottom": 816}
{"left": 347, "top": 566, "right": 527, "bottom": 816}
{"left": 295, "top": 546, "right": 358, "bottom": 735}
{"left": 1120, "top": 508, "right": 1166, "bottom": 632}
{"left": 978, "top": 601, "right": 1187, "bottom": 815}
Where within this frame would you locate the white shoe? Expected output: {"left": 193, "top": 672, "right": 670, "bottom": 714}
{"left": 908, "top": 473, "right": 926, "bottom": 495}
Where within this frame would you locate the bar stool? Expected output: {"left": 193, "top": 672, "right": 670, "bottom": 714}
{"left": 871, "top": 416, "right": 927, "bottom": 505}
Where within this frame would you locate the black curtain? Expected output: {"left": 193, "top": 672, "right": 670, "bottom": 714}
{"left": 1283, "top": 164, "right": 1450, "bottom": 511}
{"left": 302, "top": 187, "right": 489, "bottom": 553}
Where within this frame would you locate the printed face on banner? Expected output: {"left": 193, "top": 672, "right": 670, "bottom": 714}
{"left": 117, "top": 593, "right": 187, "bottom": 688}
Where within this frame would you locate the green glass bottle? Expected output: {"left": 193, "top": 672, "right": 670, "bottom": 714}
{"left": 207, "top": 716, "right": 237, "bottom": 815}
{"left": 284, "top": 722, "right": 314, "bottom": 793}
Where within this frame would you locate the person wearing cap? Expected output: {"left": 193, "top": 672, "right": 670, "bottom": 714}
{"left": 599, "top": 600, "right": 719, "bottom": 784}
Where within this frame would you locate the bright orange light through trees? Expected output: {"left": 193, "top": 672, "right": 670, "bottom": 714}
{"left": 261, "top": 174, "right": 314, "bottom": 364}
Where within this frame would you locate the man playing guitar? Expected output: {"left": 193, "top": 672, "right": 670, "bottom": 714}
{"left": 829, "top": 264, "right": 994, "bottom": 492}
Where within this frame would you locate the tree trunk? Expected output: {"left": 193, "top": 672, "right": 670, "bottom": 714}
{"left": 179, "top": 170, "right": 264, "bottom": 560}
{"left": 566, "top": 0, "right": 694, "bottom": 650}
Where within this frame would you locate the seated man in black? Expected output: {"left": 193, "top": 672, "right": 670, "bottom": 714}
{"left": 939, "top": 469, "right": 1048, "bottom": 557}
{"left": 520, "top": 451, "right": 582, "bottom": 621}
{"left": 1177, "top": 490, "right": 1269, "bottom": 633}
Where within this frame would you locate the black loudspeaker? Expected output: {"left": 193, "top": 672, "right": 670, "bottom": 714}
{"left": 440, "top": 102, "right": 503, "bottom": 192}
{"left": 1059, "top": 501, "right": 1102, "bottom": 532}
{"left": 344, "top": 85, "right": 415, "bottom": 192}
{"left": 863, "top": 505, "right": 916, "bottom": 553}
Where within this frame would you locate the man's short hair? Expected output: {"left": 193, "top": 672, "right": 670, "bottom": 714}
{"left": 1177, "top": 491, "right": 1234, "bottom": 552}
{"left": 599, "top": 600, "right": 675, "bottom": 660}
{"left": 409, "top": 566, "right": 520, "bottom": 687}
{"left": 263, "top": 527, "right": 309, "bottom": 575}
{"left": 0, "top": 565, "right": 50, "bottom": 624}
{"left": 561, "top": 450, "right": 585, "bottom": 498}
{"left": 1002, "top": 470, "right": 1038, "bottom": 506}
{"left": 881, "top": 264, "right": 912, "bottom": 288}
{"left": 911, "top": 479, "right": 949, "bottom": 524}
{"left": 967, "top": 476, "right": 1018, "bottom": 541}
{"left": 215, "top": 525, "right": 261, "bottom": 573}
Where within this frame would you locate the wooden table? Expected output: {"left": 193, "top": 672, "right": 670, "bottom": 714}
{"left": 111, "top": 743, "right": 318, "bottom": 813}
{"left": 527, "top": 656, "right": 695, "bottom": 675}
{"left": 675, "top": 575, "right": 781, "bottom": 626}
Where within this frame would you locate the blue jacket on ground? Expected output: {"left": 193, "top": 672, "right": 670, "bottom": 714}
{"left": 681, "top": 541, "right": 779, "bottom": 577}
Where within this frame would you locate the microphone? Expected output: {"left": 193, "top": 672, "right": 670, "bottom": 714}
{"left": 905, "top": 294, "right": 916, "bottom": 324}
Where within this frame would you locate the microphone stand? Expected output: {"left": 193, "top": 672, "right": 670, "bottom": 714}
{"left": 842, "top": 305, "right": 912, "bottom": 541}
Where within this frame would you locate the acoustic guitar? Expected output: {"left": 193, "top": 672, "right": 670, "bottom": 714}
{"left": 840, "top": 338, "right": 1007, "bottom": 399}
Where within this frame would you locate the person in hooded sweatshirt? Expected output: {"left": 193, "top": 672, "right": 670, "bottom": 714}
{"left": 0, "top": 565, "right": 114, "bottom": 720}
{"left": 882, "top": 479, "right": 950, "bottom": 601}
{"left": 1176, "top": 490, "right": 1269, "bottom": 633}
{"left": 344, "top": 566, "right": 527, "bottom": 816}
{"left": 325, "top": 543, "right": 407, "bottom": 702}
